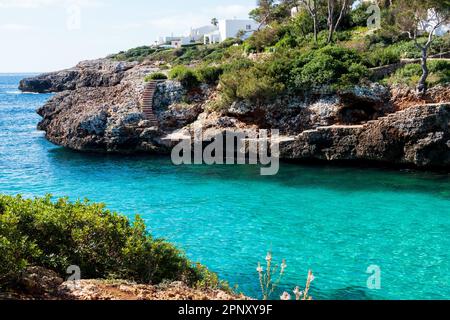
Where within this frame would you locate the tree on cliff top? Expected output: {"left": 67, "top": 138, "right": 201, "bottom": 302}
{"left": 299, "top": 0, "right": 321, "bottom": 43}
{"left": 326, "top": 0, "right": 354, "bottom": 43}
{"left": 250, "top": 0, "right": 299, "bottom": 28}
{"left": 394, "top": 0, "right": 450, "bottom": 94}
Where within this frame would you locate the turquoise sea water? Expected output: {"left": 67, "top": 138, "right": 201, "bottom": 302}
{"left": 0, "top": 74, "right": 449, "bottom": 300}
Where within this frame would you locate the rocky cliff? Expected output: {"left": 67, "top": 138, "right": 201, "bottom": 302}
{"left": 280, "top": 103, "right": 450, "bottom": 168}
{"left": 21, "top": 58, "right": 450, "bottom": 169}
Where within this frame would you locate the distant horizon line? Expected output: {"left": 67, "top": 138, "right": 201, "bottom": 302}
{"left": 0, "top": 72, "right": 47, "bottom": 75}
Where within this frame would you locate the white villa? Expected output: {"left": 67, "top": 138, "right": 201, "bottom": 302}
{"left": 203, "top": 19, "right": 259, "bottom": 44}
{"left": 188, "top": 25, "right": 219, "bottom": 43}
{"left": 155, "top": 18, "right": 259, "bottom": 48}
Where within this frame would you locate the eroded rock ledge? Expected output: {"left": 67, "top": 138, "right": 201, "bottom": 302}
{"left": 280, "top": 103, "right": 450, "bottom": 169}
{"left": 21, "top": 58, "right": 450, "bottom": 169}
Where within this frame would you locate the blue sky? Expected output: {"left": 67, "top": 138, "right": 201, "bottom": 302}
{"left": 0, "top": 0, "right": 256, "bottom": 72}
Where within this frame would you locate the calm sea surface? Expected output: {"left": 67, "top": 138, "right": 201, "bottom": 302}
{"left": 1, "top": 74, "right": 449, "bottom": 299}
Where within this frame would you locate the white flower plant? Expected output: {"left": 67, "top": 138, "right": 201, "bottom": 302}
{"left": 257, "top": 252, "right": 315, "bottom": 301}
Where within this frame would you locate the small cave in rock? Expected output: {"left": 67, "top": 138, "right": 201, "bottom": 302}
{"left": 234, "top": 108, "right": 268, "bottom": 128}
{"left": 338, "top": 101, "right": 381, "bottom": 125}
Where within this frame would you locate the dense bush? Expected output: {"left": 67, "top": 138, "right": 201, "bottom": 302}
{"left": 144, "top": 72, "right": 168, "bottom": 82}
{"left": 363, "top": 47, "right": 401, "bottom": 67}
{"left": 111, "top": 46, "right": 157, "bottom": 62}
{"left": 195, "top": 65, "right": 224, "bottom": 85}
{"left": 217, "top": 45, "right": 370, "bottom": 104}
{"left": 289, "top": 46, "right": 370, "bottom": 90}
{"left": 244, "top": 22, "right": 286, "bottom": 53}
{"left": 0, "top": 195, "right": 220, "bottom": 289}
{"left": 365, "top": 25, "right": 408, "bottom": 48}
{"left": 220, "top": 68, "right": 285, "bottom": 105}
{"left": 169, "top": 65, "right": 200, "bottom": 89}
{"left": 173, "top": 41, "right": 242, "bottom": 65}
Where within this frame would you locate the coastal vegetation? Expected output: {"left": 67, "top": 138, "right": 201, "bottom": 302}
{"left": 113, "top": 1, "right": 449, "bottom": 103}
{"left": 0, "top": 195, "right": 226, "bottom": 293}
{"left": 257, "top": 252, "right": 315, "bottom": 301}
{"left": 144, "top": 72, "right": 168, "bottom": 82}
{"left": 384, "top": 60, "right": 450, "bottom": 87}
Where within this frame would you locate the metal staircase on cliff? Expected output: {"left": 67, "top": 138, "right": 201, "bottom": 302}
{"left": 141, "top": 81, "right": 158, "bottom": 127}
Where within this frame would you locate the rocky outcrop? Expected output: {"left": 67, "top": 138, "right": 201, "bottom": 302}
{"left": 281, "top": 103, "right": 450, "bottom": 168}
{"left": 57, "top": 280, "right": 246, "bottom": 301}
{"left": 224, "top": 83, "right": 393, "bottom": 135}
{"left": 0, "top": 267, "right": 244, "bottom": 301}
{"left": 34, "top": 59, "right": 188, "bottom": 153}
{"left": 19, "top": 59, "right": 138, "bottom": 93}
{"left": 21, "top": 57, "right": 450, "bottom": 169}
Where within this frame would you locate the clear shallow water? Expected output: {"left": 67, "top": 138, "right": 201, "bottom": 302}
{"left": 1, "top": 74, "right": 450, "bottom": 300}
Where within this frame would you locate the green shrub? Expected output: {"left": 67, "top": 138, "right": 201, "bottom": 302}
{"left": 365, "top": 25, "right": 407, "bottom": 47}
{"left": 219, "top": 66, "right": 285, "bottom": 104}
{"left": 144, "top": 72, "right": 168, "bottom": 82}
{"left": 388, "top": 36, "right": 450, "bottom": 59}
{"left": 195, "top": 65, "right": 224, "bottom": 85}
{"left": 222, "top": 58, "right": 254, "bottom": 73}
{"left": 363, "top": 47, "right": 401, "bottom": 67}
{"left": 110, "top": 46, "right": 157, "bottom": 62}
{"left": 0, "top": 195, "right": 219, "bottom": 289}
{"left": 171, "top": 43, "right": 237, "bottom": 65}
{"left": 290, "top": 46, "right": 369, "bottom": 91}
{"left": 384, "top": 61, "right": 450, "bottom": 88}
{"left": 244, "top": 22, "right": 286, "bottom": 53}
{"left": 169, "top": 65, "right": 200, "bottom": 89}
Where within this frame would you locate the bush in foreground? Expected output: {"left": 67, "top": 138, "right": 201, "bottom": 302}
{"left": 0, "top": 195, "right": 222, "bottom": 290}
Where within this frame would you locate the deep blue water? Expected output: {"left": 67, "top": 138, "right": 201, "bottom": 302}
{"left": 1, "top": 74, "right": 450, "bottom": 300}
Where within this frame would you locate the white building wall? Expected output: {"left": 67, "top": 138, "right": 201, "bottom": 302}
{"left": 218, "top": 19, "right": 259, "bottom": 41}
{"left": 157, "top": 19, "right": 260, "bottom": 47}
{"left": 189, "top": 25, "right": 219, "bottom": 41}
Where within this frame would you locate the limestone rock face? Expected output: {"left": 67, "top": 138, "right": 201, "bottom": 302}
{"left": 34, "top": 60, "right": 186, "bottom": 153}
{"left": 224, "top": 84, "right": 394, "bottom": 135}
{"left": 281, "top": 104, "right": 450, "bottom": 168}
{"left": 22, "top": 56, "right": 450, "bottom": 169}
{"left": 57, "top": 280, "right": 247, "bottom": 301}
{"left": 3, "top": 268, "right": 246, "bottom": 300}
{"left": 154, "top": 81, "right": 186, "bottom": 109}
{"left": 19, "top": 59, "right": 137, "bottom": 93}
